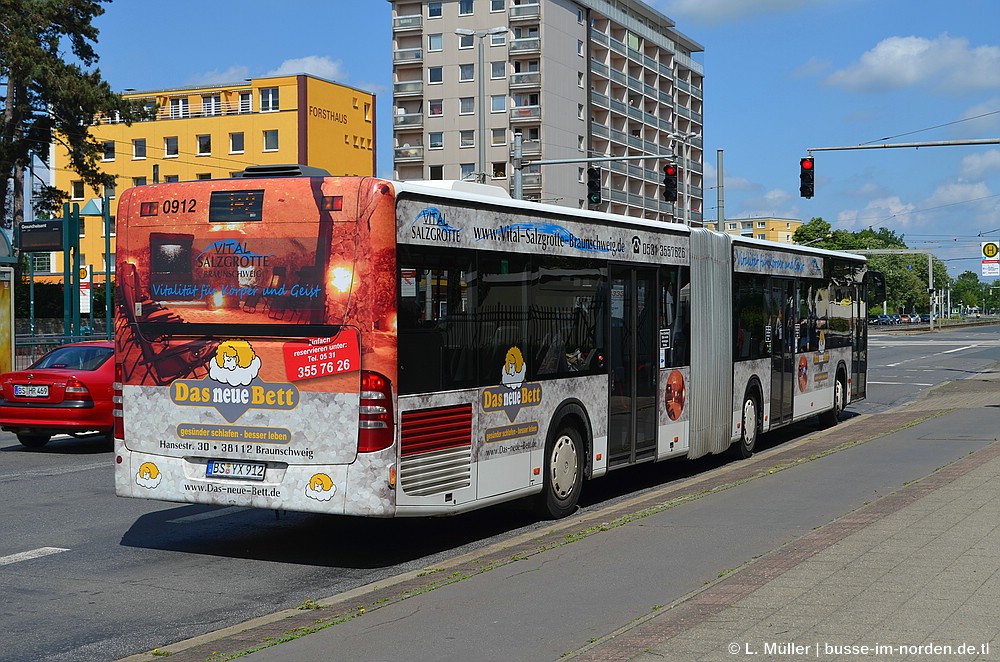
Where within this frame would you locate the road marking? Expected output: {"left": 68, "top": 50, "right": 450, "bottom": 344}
{"left": 0, "top": 547, "right": 69, "bottom": 566}
{"left": 868, "top": 381, "right": 933, "bottom": 386}
{"left": 166, "top": 506, "right": 246, "bottom": 524}
{"left": 942, "top": 345, "right": 979, "bottom": 354}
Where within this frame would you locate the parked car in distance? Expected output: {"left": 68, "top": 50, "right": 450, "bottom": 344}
{"left": 900, "top": 314, "right": 911, "bottom": 323}
{"left": 0, "top": 340, "right": 114, "bottom": 448}
{"left": 868, "top": 315, "right": 880, "bottom": 325}
{"left": 892, "top": 314, "right": 903, "bottom": 325}
{"left": 878, "top": 314, "right": 892, "bottom": 325}
{"left": 921, "top": 313, "right": 931, "bottom": 323}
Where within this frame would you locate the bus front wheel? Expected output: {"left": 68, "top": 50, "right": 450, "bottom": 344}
{"left": 536, "top": 425, "right": 584, "bottom": 519}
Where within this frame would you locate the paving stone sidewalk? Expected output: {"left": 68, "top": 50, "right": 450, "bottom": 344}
{"left": 570, "top": 369, "right": 1000, "bottom": 662}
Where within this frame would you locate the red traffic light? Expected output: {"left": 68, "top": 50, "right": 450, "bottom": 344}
{"left": 800, "top": 157, "right": 813, "bottom": 170}
{"left": 664, "top": 164, "right": 677, "bottom": 176}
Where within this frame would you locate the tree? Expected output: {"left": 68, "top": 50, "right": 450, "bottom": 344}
{"left": 0, "top": 0, "right": 147, "bottom": 230}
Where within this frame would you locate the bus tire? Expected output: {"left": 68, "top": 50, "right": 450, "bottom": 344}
{"left": 536, "top": 425, "right": 584, "bottom": 519}
{"left": 820, "top": 371, "right": 846, "bottom": 427}
{"left": 734, "top": 389, "right": 759, "bottom": 459}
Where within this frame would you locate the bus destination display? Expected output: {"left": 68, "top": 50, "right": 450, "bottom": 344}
{"left": 209, "top": 189, "right": 264, "bottom": 222}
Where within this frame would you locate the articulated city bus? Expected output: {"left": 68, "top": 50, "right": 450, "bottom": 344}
{"left": 113, "top": 165, "right": 882, "bottom": 519}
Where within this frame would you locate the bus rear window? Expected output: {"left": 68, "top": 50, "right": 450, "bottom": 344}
{"left": 209, "top": 189, "right": 264, "bottom": 222}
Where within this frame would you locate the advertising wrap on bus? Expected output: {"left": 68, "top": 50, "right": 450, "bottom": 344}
{"left": 114, "top": 176, "right": 401, "bottom": 515}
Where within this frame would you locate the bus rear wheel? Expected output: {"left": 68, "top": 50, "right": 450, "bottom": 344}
{"left": 820, "top": 373, "right": 845, "bottom": 427}
{"left": 734, "top": 392, "right": 759, "bottom": 459}
{"left": 536, "top": 426, "right": 584, "bottom": 519}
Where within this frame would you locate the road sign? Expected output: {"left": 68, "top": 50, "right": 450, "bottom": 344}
{"left": 19, "top": 220, "right": 64, "bottom": 252}
{"left": 80, "top": 265, "right": 91, "bottom": 314}
{"left": 983, "top": 242, "right": 999, "bottom": 277}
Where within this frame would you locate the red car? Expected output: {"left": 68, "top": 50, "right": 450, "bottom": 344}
{"left": 0, "top": 340, "right": 115, "bottom": 448}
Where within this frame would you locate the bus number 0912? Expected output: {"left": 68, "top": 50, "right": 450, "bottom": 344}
{"left": 163, "top": 198, "right": 197, "bottom": 213}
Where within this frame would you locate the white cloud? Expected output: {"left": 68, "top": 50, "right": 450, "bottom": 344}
{"left": 187, "top": 65, "right": 251, "bottom": 86}
{"left": 267, "top": 56, "right": 348, "bottom": 82}
{"left": 657, "top": 0, "right": 817, "bottom": 24}
{"left": 956, "top": 99, "right": 1000, "bottom": 136}
{"left": 836, "top": 196, "right": 916, "bottom": 230}
{"left": 961, "top": 150, "right": 1000, "bottom": 179}
{"left": 826, "top": 35, "right": 1000, "bottom": 94}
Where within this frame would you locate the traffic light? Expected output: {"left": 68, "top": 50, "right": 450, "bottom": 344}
{"left": 799, "top": 156, "right": 815, "bottom": 198}
{"left": 662, "top": 163, "right": 678, "bottom": 202}
{"left": 587, "top": 166, "right": 602, "bottom": 205}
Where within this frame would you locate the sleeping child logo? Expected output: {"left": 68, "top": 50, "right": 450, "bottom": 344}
{"left": 136, "top": 461, "right": 161, "bottom": 489}
{"left": 210, "top": 339, "right": 262, "bottom": 385}
{"left": 501, "top": 346, "right": 526, "bottom": 390}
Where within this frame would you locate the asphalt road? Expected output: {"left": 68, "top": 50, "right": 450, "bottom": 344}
{"left": 0, "top": 325, "right": 997, "bottom": 662}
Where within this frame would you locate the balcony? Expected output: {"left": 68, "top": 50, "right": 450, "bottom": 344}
{"left": 393, "top": 80, "right": 423, "bottom": 97}
{"left": 392, "top": 14, "right": 422, "bottom": 31}
{"left": 509, "top": 71, "right": 540, "bottom": 88}
{"left": 393, "top": 112, "right": 424, "bottom": 129}
{"left": 510, "top": 3, "right": 540, "bottom": 21}
{"left": 509, "top": 105, "right": 541, "bottom": 122}
{"left": 521, "top": 172, "right": 541, "bottom": 188}
{"left": 509, "top": 37, "right": 540, "bottom": 54}
{"left": 394, "top": 145, "right": 424, "bottom": 161}
{"left": 393, "top": 48, "right": 423, "bottom": 64}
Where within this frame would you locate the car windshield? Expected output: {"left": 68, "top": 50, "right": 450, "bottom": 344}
{"left": 31, "top": 345, "right": 113, "bottom": 371}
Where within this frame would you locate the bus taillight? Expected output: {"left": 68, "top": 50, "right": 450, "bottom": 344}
{"left": 113, "top": 362, "right": 124, "bottom": 440}
{"left": 359, "top": 370, "right": 394, "bottom": 453}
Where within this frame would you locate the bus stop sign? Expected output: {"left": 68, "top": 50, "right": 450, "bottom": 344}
{"left": 19, "top": 220, "right": 65, "bottom": 252}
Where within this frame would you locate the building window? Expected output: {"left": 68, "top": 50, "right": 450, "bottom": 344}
{"left": 491, "top": 0, "right": 504, "bottom": 10}
{"left": 459, "top": 63, "right": 474, "bottom": 82}
{"left": 102, "top": 140, "right": 115, "bottom": 161}
{"left": 133, "top": 177, "right": 146, "bottom": 187}
{"left": 491, "top": 128, "right": 506, "bottom": 145}
{"left": 104, "top": 184, "right": 116, "bottom": 199}
{"left": 490, "top": 31, "right": 506, "bottom": 46}
{"left": 492, "top": 162, "right": 507, "bottom": 179}
{"left": 458, "top": 33, "right": 474, "bottom": 49}
{"left": 756, "top": 234, "right": 766, "bottom": 240}
{"left": 132, "top": 139, "right": 146, "bottom": 159}
{"left": 491, "top": 61, "right": 506, "bottom": 79}
{"left": 460, "top": 130, "right": 474, "bottom": 148}
{"left": 428, "top": 66, "right": 443, "bottom": 84}
{"left": 460, "top": 163, "right": 476, "bottom": 180}
{"left": 459, "top": 0, "right": 473, "bottom": 15}
{"left": 197, "top": 135, "right": 211, "bottom": 155}
{"left": 71, "top": 181, "right": 84, "bottom": 200}
{"left": 429, "top": 132, "right": 444, "bottom": 149}
{"left": 428, "top": 1, "right": 442, "bottom": 18}
{"left": 202, "top": 94, "right": 221, "bottom": 116}
{"left": 523, "top": 126, "right": 540, "bottom": 141}
{"left": 165, "top": 136, "right": 178, "bottom": 157}
{"left": 165, "top": 175, "right": 179, "bottom": 183}
{"left": 230, "top": 132, "right": 245, "bottom": 153}
{"left": 727, "top": 222, "right": 737, "bottom": 231}
{"left": 260, "top": 87, "right": 279, "bottom": 112}
{"left": 32, "top": 253, "right": 51, "bottom": 273}
{"left": 428, "top": 99, "right": 443, "bottom": 116}
{"left": 577, "top": 104, "right": 584, "bottom": 120}
{"left": 428, "top": 33, "right": 442, "bottom": 51}
{"left": 429, "top": 165, "right": 444, "bottom": 180}
{"left": 197, "top": 173, "right": 211, "bottom": 180}
{"left": 491, "top": 95, "right": 506, "bottom": 112}
{"left": 263, "top": 129, "right": 279, "bottom": 151}
{"left": 239, "top": 91, "right": 252, "bottom": 113}
{"left": 169, "top": 97, "right": 189, "bottom": 118}
{"left": 757, "top": 221, "right": 766, "bottom": 228}
{"left": 460, "top": 97, "right": 475, "bottom": 114}
{"left": 578, "top": 40, "right": 584, "bottom": 56}
{"left": 103, "top": 253, "right": 116, "bottom": 273}
{"left": 578, "top": 72, "right": 585, "bottom": 88}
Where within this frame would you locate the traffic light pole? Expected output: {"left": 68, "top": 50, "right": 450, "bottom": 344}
{"left": 806, "top": 138, "right": 1000, "bottom": 153}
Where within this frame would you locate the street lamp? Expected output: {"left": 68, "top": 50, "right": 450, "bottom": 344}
{"left": 455, "top": 26, "right": 507, "bottom": 183}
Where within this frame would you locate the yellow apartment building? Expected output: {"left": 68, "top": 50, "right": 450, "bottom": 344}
{"left": 43, "top": 74, "right": 376, "bottom": 284}
{"left": 706, "top": 217, "right": 802, "bottom": 244}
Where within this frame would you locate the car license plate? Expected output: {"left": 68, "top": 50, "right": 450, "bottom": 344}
{"left": 206, "top": 460, "right": 265, "bottom": 481}
{"left": 14, "top": 384, "right": 48, "bottom": 397}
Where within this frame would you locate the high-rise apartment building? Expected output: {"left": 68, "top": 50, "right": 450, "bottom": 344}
{"left": 390, "top": 0, "right": 703, "bottom": 223}
{"left": 44, "top": 74, "right": 375, "bottom": 284}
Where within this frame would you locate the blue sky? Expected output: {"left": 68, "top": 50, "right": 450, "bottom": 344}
{"left": 91, "top": 0, "right": 1000, "bottom": 282}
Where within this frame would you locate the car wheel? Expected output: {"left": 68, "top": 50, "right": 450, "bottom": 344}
{"left": 535, "top": 425, "right": 584, "bottom": 519}
{"left": 17, "top": 433, "right": 51, "bottom": 448}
